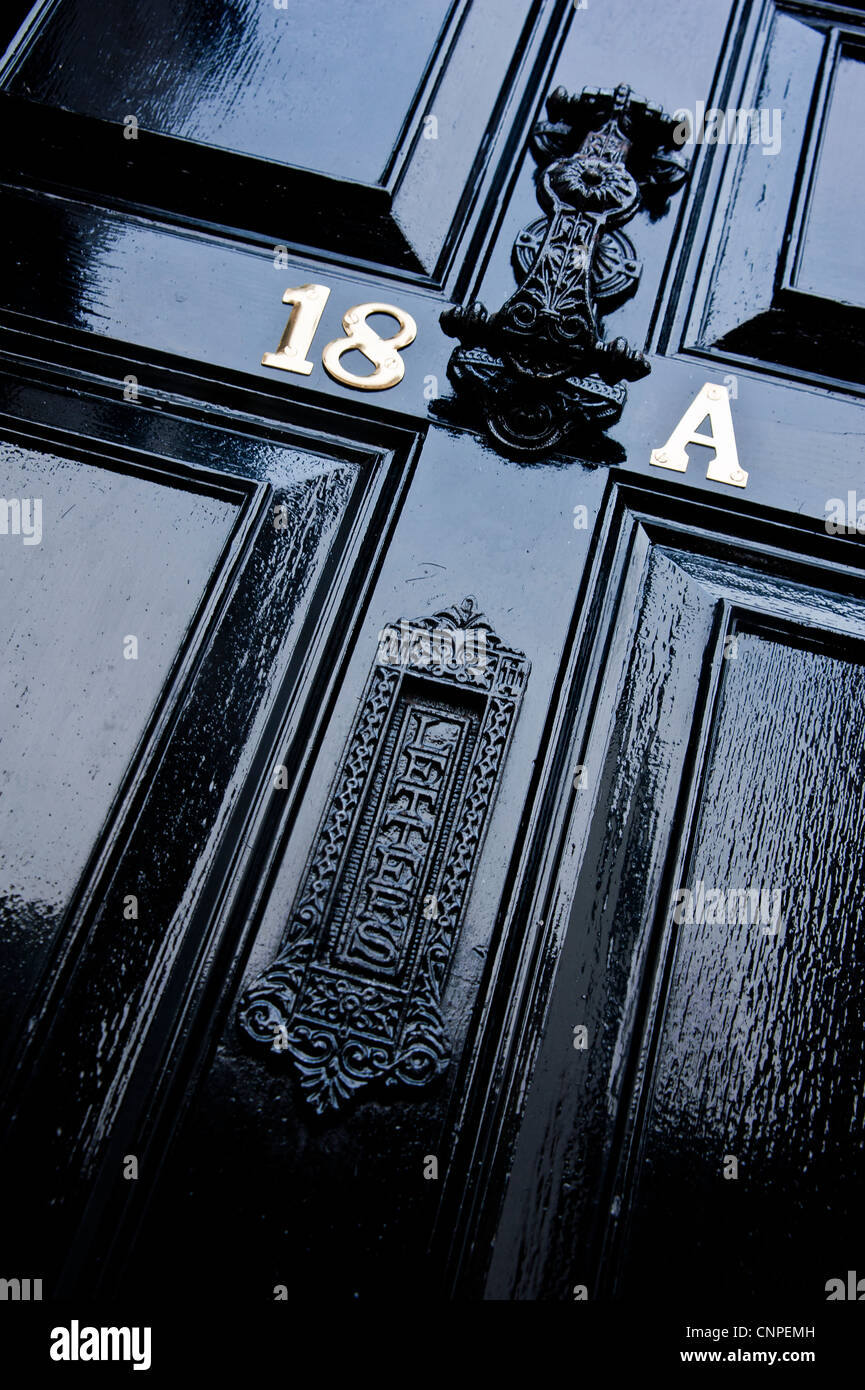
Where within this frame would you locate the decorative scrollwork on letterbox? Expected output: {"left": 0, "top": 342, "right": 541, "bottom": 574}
{"left": 440, "top": 83, "right": 688, "bottom": 459}
{"left": 238, "top": 596, "right": 529, "bottom": 1113}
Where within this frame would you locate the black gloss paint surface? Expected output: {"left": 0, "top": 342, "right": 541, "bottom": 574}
{"left": 619, "top": 632, "right": 865, "bottom": 1299}
{"left": 0, "top": 438, "right": 237, "bottom": 1075}
{"left": 7, "top": 0, "right": 452, "bottom": 181}
{"left": 0, "top": 0, "right": 864, "bottom": 1317}
{"left": 484, "top": 521, "right": 865, "bottom": 1302}
{"left": 796, "top": 51, "right": 865, "bottom": 308}
{"left": 0, "top": 0, "right": 555, "bottom": 273}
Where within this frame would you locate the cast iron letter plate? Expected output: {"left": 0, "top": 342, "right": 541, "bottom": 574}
{"left": 238, "top": 597, "right": 530, "bottom": 1113}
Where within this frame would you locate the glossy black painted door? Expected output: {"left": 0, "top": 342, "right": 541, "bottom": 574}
{"left": 0, "top": 0, "right": 863, "bottom": 1308}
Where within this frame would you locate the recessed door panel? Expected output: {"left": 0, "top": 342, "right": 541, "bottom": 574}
{"left": 7, "top": 0, "right": 453, "bottom": 181}
{"left": 617, "top": 627, "right": 865, "bottom": 1299}
{"left": 0, "top": 435, "right": 239, "bottom": 1070}
{"left": 481, "top": 490, "right": 865, "bottom": 1302}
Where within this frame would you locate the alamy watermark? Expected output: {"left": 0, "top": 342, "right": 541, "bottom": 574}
{"left": 672, "top": 101, "right": 781, "bottom": 156}
{"left": 0, "top": 497, "right": 42, "bottom": 545}
{"left": 825, "top": 491, "right": 865, "bottom": 535}
{"left": 0, "top": 1276, "right": 42, "bottom": 1300}
{"left": 673, "top": 880, "right": 783, "bottom": 934}
{"left": 50, "top": 1322, "right": 151, "bottom": 1371}
{"left": 376, "top": 621, "right": 488, "bottom": 678}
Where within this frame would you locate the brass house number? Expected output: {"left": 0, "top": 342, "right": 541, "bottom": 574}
{"left": 262, "top": 283, "right": 417, "bottom": 391}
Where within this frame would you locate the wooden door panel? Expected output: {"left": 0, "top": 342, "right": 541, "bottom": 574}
{"left": 0, "top": 369, "right": 417, "bottom": 1292}
{"left": 0, "top": 0, "right": 568, "bottom": 276}
{"left": 474, "top": 481, "right": 865, "bottom": 1299}
{"left": 664, "top": 0, "right": 865, "bottom": 391}
{"left": 0, "top": 427, "right": 241, "bottom": 1076}
{"left": 615, "top": 623, "right": 865, "bottom": 1300}
{"left": 9, "top": 0, "right": 454, "bottom": 180}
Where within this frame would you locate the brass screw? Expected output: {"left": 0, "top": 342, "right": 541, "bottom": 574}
{"left": 651, "top": 449, "right": 668, "bottom": 465}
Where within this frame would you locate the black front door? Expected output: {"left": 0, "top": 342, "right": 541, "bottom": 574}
{"left": 1, "top": 0, "right": 864, "bottom": 1330}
